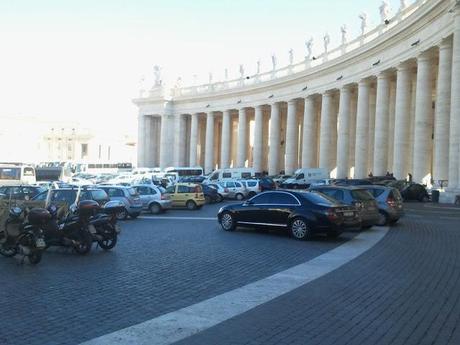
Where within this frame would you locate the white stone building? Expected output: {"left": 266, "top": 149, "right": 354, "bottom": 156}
{"left": 134, "top": 0, "right": 460, "bottom": 202}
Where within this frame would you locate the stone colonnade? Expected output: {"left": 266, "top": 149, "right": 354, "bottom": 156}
{"left": 137, "top": 2, "right": 460, "bottom": 194}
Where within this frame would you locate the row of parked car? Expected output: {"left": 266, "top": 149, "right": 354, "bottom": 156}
{"left": 218, "top": 183, "right": 405, "bottom": 241}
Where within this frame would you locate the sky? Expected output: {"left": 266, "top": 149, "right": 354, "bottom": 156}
{"left": 0, "top": 0, "right": 404, "bottom": 137}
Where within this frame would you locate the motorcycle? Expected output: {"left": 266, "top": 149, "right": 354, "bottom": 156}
{"left": 89, "top": 200, "right": 123, "bottom": 251}
{"left": 0, "top": 206, "right": 48, "bottom": 264}
{"left": 43, "top": 201, "right": 95, "bottom": 255}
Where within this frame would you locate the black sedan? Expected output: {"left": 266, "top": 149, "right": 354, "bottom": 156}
{"left": 217, "top": 190, "right": 360, "bottom": 240}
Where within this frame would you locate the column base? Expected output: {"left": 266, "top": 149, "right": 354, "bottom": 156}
{"left": 439, "top": 188, "right": 460, "bottom": 204}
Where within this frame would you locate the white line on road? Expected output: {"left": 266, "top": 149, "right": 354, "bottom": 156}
{"left": 138, "top": 216, "right": 217, "bottom": 221}
{"left": 81, "top": 227, "right": 389, "bottom": 345}
{"left": 422, "top": 205, "right": 460, "bottom": 211}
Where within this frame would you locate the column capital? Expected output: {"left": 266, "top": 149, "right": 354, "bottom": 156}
{"left": 454, "top": 0, "right": 460, "bottom": 13}
{"left": 358, "top": 78, "right": 372, "bottom": 86}
{"left": 396, "top": 61, "right": 414, "bottom": 72}
{"left": 377, "top": 70, "right": 392, "bottom": 80}
{"left": 322, "top": 90, "right": 335, "bottom": 97}
{"left": 438, "top": 37, "right": 453, "bottom": 50}
{"left": 287, "top": 99, "right": 297, "bottom": 106}
{"left": 206, "top": 111, "right": 215, "bottom": 117}
{"left": 417, "top": 49, "right": 434, "bottom": 62}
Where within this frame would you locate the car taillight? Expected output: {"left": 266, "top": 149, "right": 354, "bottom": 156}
{"left": 324, "top": 208, "right": 339, "bottom": 221}
{"left": 387, "top": 197, "right": 397, "bottom": 207}
{"left": 161, "top": 194, "right": 167, "bottom": 200}
{"left": 224, "top": 188, "right": 229, "bottom": 193}
{"left": 258, "top": 184, "right": 262, "bottom": 191}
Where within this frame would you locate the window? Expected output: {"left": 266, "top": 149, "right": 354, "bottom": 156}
{"left": 370, "top": 189, "right": 385, "bottom": 198}
{"left": 226, "top": 182, "right": 235, "bottom": 188}
{"left": 234, "top": 182, "right": 242, "bottom": 187}
{"left": 210, "top": 172, "right": 219, "bottom": 180}
{"left": 351, "top": 190, "right": 374, "bottom": 201}
{"left": 296, "top": 173, "right": 305, "bottom": 180}
{"left": 107, "top": 188, "right": 123, "bottom": 197}
{"left": 165, "top": 186, "right": 175, "bottom": 194}
{"left": 320, "top": 189, "right": 344, "bottom": 200}
{"left": 33, "top": 191, "right": 47, "bottom": 201}
{"left": 301, "top": 192, "right": 335, "bottom": 205}
{"left": 251, "top": 193, "right": 272, "bottom": 204}
{"left": 272, "top": 193, "right": 299, "bottom": 205}
{"left": 136, "top": 186, "right": 151, "bottom": 195}
{"left": 91, "top": 190, "right": 108, "bottom": 201}
{"left": 222, "top": 172, "right": 232, "bottom": 179}
{"left": 177, "top": 185, "right": 189, "bottom": 193}
{"left": 128, "top": 188, "right": 138, "bottom": 196}
{"left": 23, "top": 167, "right": 35, "bottom": 176}
{"left": 247, "top": 181, "right": 257, "bottom": 187}
{"left": 0, "top": 168, "right": 20, "bottom": 180}
{"left": 241, "top": 172, "right": 251, "bottom": 179}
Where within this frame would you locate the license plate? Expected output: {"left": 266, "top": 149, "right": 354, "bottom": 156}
{"left": 88, "top": 225, "right": 97, "bottom": 234}
{"left": 36, "top": 238, "right": 46, "bottom": 249}
{"left": 344, "top": 212, "right": 354, "bottom": 217}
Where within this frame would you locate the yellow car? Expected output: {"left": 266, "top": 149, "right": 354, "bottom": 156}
{"left": 165, "top": 183, "right": 205, "bottom": 210}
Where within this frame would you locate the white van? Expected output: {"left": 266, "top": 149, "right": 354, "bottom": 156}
{"left": 206, "top": 168, "right": 256, "bottom": 183}
{"left": 0, "top": 165, "right": 36, "bottom": 186}
{"left": 283, "top": 168, "right": 329, "bottom": 186}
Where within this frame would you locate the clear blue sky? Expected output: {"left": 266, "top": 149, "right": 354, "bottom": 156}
{"left": 0, "top": 0, "right": 403, "bottom": 135}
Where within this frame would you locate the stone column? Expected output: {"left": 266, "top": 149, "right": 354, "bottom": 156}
{"left": 368, "top": 86, "right": 376, "bottom": 174}
{"left": 336, "top": 86, "right": 352, "bottom": 178}
{"left": 319, "top": 91, "right": 334, "bottom": 173}
{"left": 393, "top": 63, "right": 413, "bottom": 179}
{"left": 205, "top": 112, "right": 215, "bottom": 174}
{"left": 354, "top": 80, "right": 370, "bottom": 178}
{"left": 137, "top": 114, "right": 146, "bottom": 167}
{"left": 285, "top": 100, "right": 298, "bottom": 175}
{"left": 302, "top": 96, "right": 317, "bottom": 168}
{"left": 268, "top": 103, "right": 280, "bottom": 175}
{"left": 373, "top": 72, "right": 391, "bottom": 176}
{"left": 387, "top": 80, "right": 396, "bottom": 171}
{"left": 160, "top": 114, "right": 174, "bottom": 170}
{"left": 220, "top": 110, "right": 231, "bottom": 169}
{"left": 253, "top": 105, "right": 264, "bottom": 173}
{"left": 145, "top": 116, "right": 153, "bottom": 167}
{"left": 173, "top": 114, "right": 186, "bottom": 166}
{"left": 189, "top": 113, "right": 199, "bottom": 166}
{"left": 413, "top": 51, "right": 434, "bottom": 184}
{"left": 434, "top": 38, "right": 453, "bottom": 183}
{"left": 236, "top": 108, "right": 248, "bottom": 167}
{"left": 449, "top": 3, "right": 460, "bottom": 190}
{"left": 348, "top": 90, "right": 357, "bottom": 177}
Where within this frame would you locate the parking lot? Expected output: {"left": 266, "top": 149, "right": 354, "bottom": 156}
{"left": 1, "top": 201, "right": 460, "bottom": 345}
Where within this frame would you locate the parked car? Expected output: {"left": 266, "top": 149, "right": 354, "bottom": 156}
{"left": 207, "top": 183, "right": 229, "bottom": 201}
{"left": 180, "top": 176, "right": 207, "bottom": 183}
{"left": 218, "top": 180, "right": 249, "bottom": 200}
{"left": 361, "top": 185, "right": 404, "bottom": 225}
{"left": 133, "top": 184, "right": 172, "bottom": 214}
{"left": 239, "top": 180, "right": 261, "bottom": 198}
{"left": 201, "top": 184, "right": 220, "bottom": 204}
{"left": 257, "top": 177, "right": 277, "bottom": 191}
{"left": 309, "top": 185, "right": 379, "bottom": 228}
{"left": 98, "top": 185, "right": 143, "bottom": 220}
{"left": 272, "top": 175, "right": 292, "bottom": 186}
{"left": 333, "top": 179, "right": 373, "bottom": 186}
{"left": 164, "top": 183, "right": 206, "bottom": 210}
{"left": 217, "top": 190, "right": 360, "bottom": 240}
{"left": 387, "top": 180, "right": 430, "bottom": 202}
{"left": 0, "top": 185, "right": 46, "bottom": 200}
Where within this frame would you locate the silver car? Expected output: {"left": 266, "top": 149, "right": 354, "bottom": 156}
{"left": 362, "top": 185, "right": 404, "bottom": 226}
{"left": 239, "top": 180, "right": 261, "bottom": 198}
{"left": 218, "top": 180, "right": 249, "bottom": 200}
{"left": 133, "top": 184, "right": 172, "bottom": 214}
{"left": 98, "top": 185, "right": 143, "bottom": 220}
{"left": 207, "top": 183, "right": 229, "bottom": 201}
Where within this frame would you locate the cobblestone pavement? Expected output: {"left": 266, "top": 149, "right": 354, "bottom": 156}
{"left": 0, "top": 201, "right": 354, "bottom": 345}
{"left": 176, "top": 203, "right": 460, "bottom": 345}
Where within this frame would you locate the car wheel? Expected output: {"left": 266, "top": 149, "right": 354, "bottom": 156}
{"left": 217, "top": 194, "right": 224, "bottom": 203}
{"left": 220, "top": 212, "right": 235, "bottom": 231}
{"left": 186, "top": 200, "right": 197, "bottom": 210}
{"left": 376, "top": 211, "right": 388, "bottom": 226}
{"left": 289, "top": 218, "right": 313, "bottom": 240}
{"left": 421, "top": 195, "right": 429, "bottom": 202}
{"left": 116, "top": 208, "right": 128, "bottom": 221}
{"left": 235, "top": 193, "right": 244, "bottom": 201}
{"left": 149, "top": 203, "right": 162, "bottom": 214}
{"left": 389, "top": 218, "right": 399, "bottom": 225}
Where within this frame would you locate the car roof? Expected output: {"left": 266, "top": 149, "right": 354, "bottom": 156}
{"left": 312, "top": 185, "right": 368, "bottom": 190}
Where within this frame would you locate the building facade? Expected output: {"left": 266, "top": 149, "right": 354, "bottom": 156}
{"left": 134, "top": 0, "right": 460, "bottom": 202}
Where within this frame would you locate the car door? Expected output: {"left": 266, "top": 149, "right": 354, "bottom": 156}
{"left": 176, "top": 185, "right": 190, "bottom": 207}
{"left": 267, "top": 192, "right": 300, "bottom": 226}
{"left": 166, "top": 185, "right": 179, "bottom": 206}
{"left": 136, "top": 186, "right": 150, "bottom": 207}
{"left": 237, "top": 193, "right": 272, "bottom": 224}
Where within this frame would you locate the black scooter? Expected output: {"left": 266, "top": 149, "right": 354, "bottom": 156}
{"left": 89, "top": 200, "right": 123, "bottom": 250}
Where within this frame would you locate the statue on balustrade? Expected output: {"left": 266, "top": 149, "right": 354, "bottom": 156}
{"left": 239, "top": 64, "right": 245, "bottom": 79}
{"left": 288, "top": 49, "right": 294, "bottom": 65}
{"left": 208, "top": 72, "right": 213, "bottom": 84}
{"left": 379, "top": 1, "right": 390, "bottom": 23}
{"left": 400, "top": 0, "right": 408, "bottom": 11}
{"left": 341, "top": 25, "right": 348, "bottom": 45}
{"left": 224, "top": 68, "right": 229, "bottom": 80}
{"left": 359, "top": 12, "right": 368, "bottom": 35}
{"left": 153, "top": 65, "right": 162, "bottom": 86}
{"left": 256, "top": 60, "right": 261, "bottom": 74}
{"left": 271, "top": 54, "right": 277, "bottom": 71}
{"left": 323, "top": 33, "right": 330, "bottom": 54}
{"left": 305, "top": 37, "right": 314, "bottom": 60}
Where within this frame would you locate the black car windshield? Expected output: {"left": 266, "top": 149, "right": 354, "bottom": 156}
{"left": 351, "top": 189, "right": 374, "bottom": 201}
{"left": 301, "top": 192, "right": 338, "bottom": 206}
{"left": 92, "top": 190, "right": 108, "bottom": 200}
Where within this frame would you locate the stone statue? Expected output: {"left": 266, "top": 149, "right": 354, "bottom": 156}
{"left": 256, "top": 60, "right": 261, "bottom": 74}
{"left": 174, "top": 77, "right": 182, "bottom": 89}
{"left": 224, "top": 68, "right": 229, "bottom": 80}
{"left": 380, "top": 1, "right": 390, "bottom": 23}
{"left": 288, "top": 49, "right": 294, "bottom": 65}
{"left": 359, "top": 12, "right": 368, "bottom": 35}
{"left": 239, "top": 64, "right": 244, "bottom": 78}
{"left": 341, "top": 25, "right": 348, "bottom": 45}
{"left": 400, "top": 0, "right": 408, "bottom": 10}
{"left": 271, "top": 54, "right": 277, "bottom": 71}
{"left": 192, "top": 74, "right": 198, "bottom": 85}
{"left": 323, "top": 33, "right": 330, "bottom": 54}
{"left": 153, "top": 65, "right": 162, "bottom": 86}
{"left": 305, "top": 37, "right": 314, "bottom": 59}
{"left": 208, "top": 72, "right": 213, "bottom": 84}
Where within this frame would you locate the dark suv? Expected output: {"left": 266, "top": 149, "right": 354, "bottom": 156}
{"left": 0, "top": 185, "right": 46, "bottom": 200}
{"left": 32, "top": 188, "right": 109, "bottom": 206}
{"left": 309, "top": 186, "right": 379, "bottom": 228}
